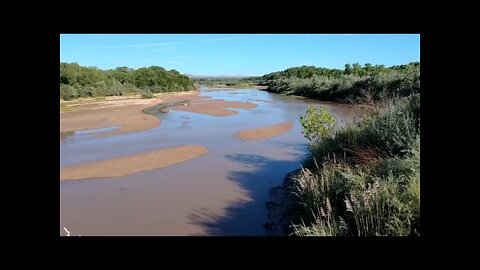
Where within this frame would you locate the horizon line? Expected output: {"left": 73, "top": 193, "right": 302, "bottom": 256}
{"left": 60, "top": 60, "right": 420, "bottom": 77}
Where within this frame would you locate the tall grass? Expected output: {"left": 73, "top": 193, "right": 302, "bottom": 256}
{"left": 293, "top": 95, "right": 420, "bottom": 236}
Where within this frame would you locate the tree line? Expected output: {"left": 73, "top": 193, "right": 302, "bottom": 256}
{"left": 260, "top": 62, "right": 420, "bottom": 103}
{"left": 60, "top": 63, "right": 195, "bottom": 100}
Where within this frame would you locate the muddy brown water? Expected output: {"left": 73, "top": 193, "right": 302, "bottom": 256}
{"left": 60, "top": 88, "right": 365, "bottom": 236}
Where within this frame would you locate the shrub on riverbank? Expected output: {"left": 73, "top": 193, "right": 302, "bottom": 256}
{"left": 140, "top": 91, "right": 155, "bottom": 99}
{"left": 261, "top": 62, "right": 419, "bottom": 103}
{"left": 293, "top": 95, "right": 420, "bottom": 236}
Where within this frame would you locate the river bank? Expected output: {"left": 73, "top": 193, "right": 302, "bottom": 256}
{"left": 264, "top": 169, "right": 301, "bottom": 236}
{"left": 264, "top": 94, "right": 420, "bottom": 236}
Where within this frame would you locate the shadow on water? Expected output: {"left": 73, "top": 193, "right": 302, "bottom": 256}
{"left": 268, "top": 140, "right": 309, "bottom": 157}
{"left": 187, "top": 153, "right": 303, "bottom": 236}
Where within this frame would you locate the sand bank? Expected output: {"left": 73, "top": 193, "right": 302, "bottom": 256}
{"left": 235, "top": 121, "right": 293, "bottom": 141}
{"left": 60, "top": 91, "right": 203, "bottom": 135}
{"left": 60, "top": 145, "right": 208, "bottom": 181}
{"left": 165, "top": 99, "right": 257, "bottom": 116}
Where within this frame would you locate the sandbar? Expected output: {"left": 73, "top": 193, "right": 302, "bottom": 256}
{"left": 60, "top": 145, "right": 208, "bottom": 181}
{"left": 235, "top": 121, "right": 293, "bottom": 141}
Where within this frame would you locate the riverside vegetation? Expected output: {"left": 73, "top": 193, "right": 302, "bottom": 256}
{"left": 60, "top": 63, "right": 195, "bottom": 101}
{"left": 260, "top": 62, "right": 419, "bottom": 103}
{"left": 264, "top": 62, "right": 420, "bottom": 236}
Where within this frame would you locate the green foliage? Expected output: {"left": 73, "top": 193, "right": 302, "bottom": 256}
{"left": 261, "top": 62, "right": 420, "bottom": 103}
{"left": 358, "top": 97, "right": 419, "bottom": 156}
{"left": 292, "top": 95, "right": 420, "bottom": 237}
{"left": 60, "top": 85, "right": 78, "bottom": 101}
{"left": 140, "top": 91, "right": 155, "bottom": 99}
{"left": 59, "top": 63, "right": 195, "bottom": 100}
{"left": 300, "top": 106, "right": 336, "bottom": 141}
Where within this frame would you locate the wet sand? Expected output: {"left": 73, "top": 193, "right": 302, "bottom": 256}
{"left": 165, "top": 99, "right": 257, "bottom": 116}
{"left": 60, "top": 91, "right": 204, "bottom": 135}
{"left": 61, "top": 145, "right": 208, "bottom": 181}
{"left": 235, "top": 121, "right": 293, "bottom": 141}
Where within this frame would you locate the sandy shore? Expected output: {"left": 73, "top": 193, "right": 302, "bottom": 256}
{"left": 60, "top": 91, "right": 203, "bottom": 135}
{"left": 165, "top": 99, "right": 257, "bottom": 116}
{"left": 235, "top": 121, "right": 293, "bottom": 141}
{"left": 60, "top": 145, "right": 208, "bottom": 181}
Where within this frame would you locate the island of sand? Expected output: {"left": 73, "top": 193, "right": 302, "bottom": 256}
{"left": 60, "top": 145, "right": 208, "bottom": 181}
{"left": 164, "top": 99, "right": 257, "bottom": 116}
{"left": 235, "top": 121, "right": 293, "bottom": 141}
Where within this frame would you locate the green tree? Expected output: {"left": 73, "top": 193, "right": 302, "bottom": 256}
{"left": 344, "top": 64, "right": 352, "bottom": 75}
{"left": 352, "top": 63, "right": 363, "bottom": 76}
{"left": 300, "top": 105, "right": 336, "bottom": 141}
{"left": 364, "top": 63, "right": 373, "bottom": 74}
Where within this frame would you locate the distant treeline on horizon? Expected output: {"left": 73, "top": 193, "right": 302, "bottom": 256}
{"left": 258, "top": 62, "right": 420, "bottom": 102}
{"left": 60, "top": 61, "right": 419, "bottom": 102}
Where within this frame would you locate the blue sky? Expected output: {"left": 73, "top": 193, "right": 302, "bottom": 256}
{"left": 60, "top": 34, "right": 420, "bottom": 76}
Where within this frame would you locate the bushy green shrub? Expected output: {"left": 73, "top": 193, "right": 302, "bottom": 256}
{"left": 141, "top": 91, "right": 155, "bottom": 99}
{"left": 300, "top": 106, "right": 336, "bottom": 142}
{"left": 60, "top": 85, "right": 78, "bottom": 100}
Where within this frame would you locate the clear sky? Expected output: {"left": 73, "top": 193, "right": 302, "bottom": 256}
{"left": 60, "top": 34, "right": 420, "bottom": 76}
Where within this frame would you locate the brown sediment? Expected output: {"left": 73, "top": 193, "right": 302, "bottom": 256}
{"left": 60, "top": 145, "right": 208, "bottom": 181}
{"left": 165, "top": 99, "right": 257, "bottom": 116}
{"left": 235, "top": 121, "right": 293, "bottom": 141}
{"left": 60, "top": 91, "right": 205, "bottom": 135}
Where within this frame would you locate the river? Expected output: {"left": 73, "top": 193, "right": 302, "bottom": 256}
{"left": 60, "top": 88, "right": 363, "bottom": 236}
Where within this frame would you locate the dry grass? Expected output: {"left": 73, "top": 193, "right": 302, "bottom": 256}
{"left": 344, "top": 146, "right": 386, "bottom": 164}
